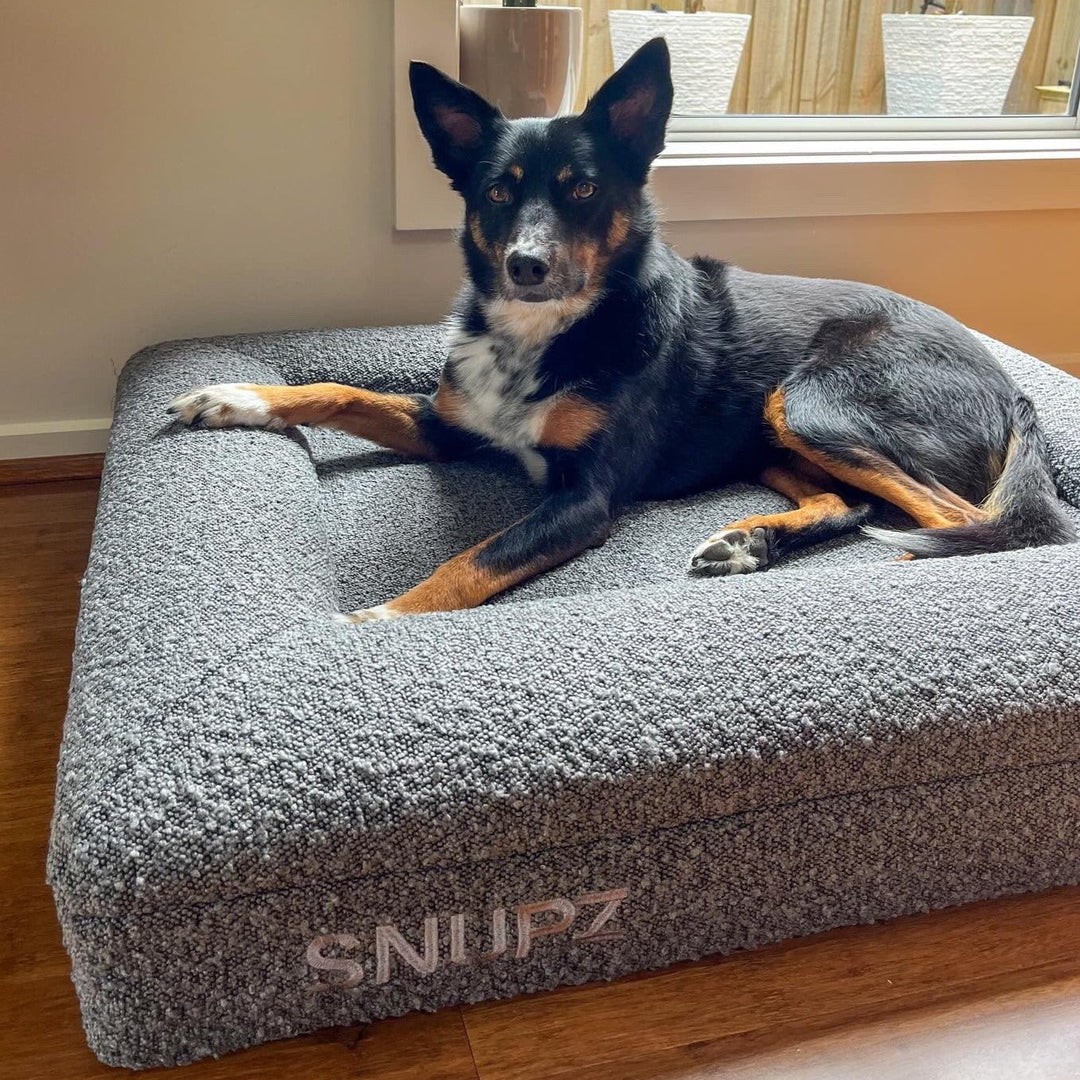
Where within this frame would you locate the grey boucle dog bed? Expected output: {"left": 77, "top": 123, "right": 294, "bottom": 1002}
{"left": 49, "top": 325, "right": 1080, "bottom": 1068}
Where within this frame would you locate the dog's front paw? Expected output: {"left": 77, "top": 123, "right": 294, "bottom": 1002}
{"left": 332, "top": 604, "right": 401, "bottom": 625}
{"left": 167, "top": 384, "right": 283, "bottom": 429}
{"left": 688, "top": 527, "right": 770, "bottom": 577}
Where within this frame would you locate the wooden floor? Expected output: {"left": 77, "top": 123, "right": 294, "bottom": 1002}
{"left": 2, "top": 478, "right": 1079, "bottom": 1080}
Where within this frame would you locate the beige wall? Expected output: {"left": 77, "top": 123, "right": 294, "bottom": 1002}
{"left": 2, "top": 0, "right": 1078, "bottom": 456}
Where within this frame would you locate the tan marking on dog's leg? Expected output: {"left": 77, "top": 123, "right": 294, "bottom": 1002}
{"left": 925, "top": 480, "right": 986, "bottom": 523}
{"left": 257, "top": 384, "right": 434, "bottom": 455}
{"left": 538, "top": 395, "right": 607, "bottom": 450}
{"left": 172, "top": 382, "right": 436, "bottom": 457}
{"left": 763, "top": 388, "right": 986, "bottom": 530}
{"left": 725, "top": 500, "right": 853, "bottom": 537}
{"left": 385, "top": 548, "right": 527, "bottom": 617}
{"left": 721, "top": 464, "right": 853, "bottom": 534}
{"left": 723, "top": 501, "right": 847, "bottom": 536}
{"left": 341, "top": 526, "right": 540, "bottom": 622}
{"left": 759, "top": 464, "right": 840, "bottom": 506}
{"left": 341, "top": 497, "right": 611, "bottom": 622}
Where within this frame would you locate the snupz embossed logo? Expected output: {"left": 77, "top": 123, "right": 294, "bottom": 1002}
{"left": 306, "top": 887, "right": 628, "bottom": 990}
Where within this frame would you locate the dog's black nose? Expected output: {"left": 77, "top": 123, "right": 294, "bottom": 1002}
{"left": 507, "top": 252, "right": 550, "bottom": 286}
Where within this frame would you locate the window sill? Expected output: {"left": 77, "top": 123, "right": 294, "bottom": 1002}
{"left": 652, "top": 139, "right": 1080, "bottom": 222}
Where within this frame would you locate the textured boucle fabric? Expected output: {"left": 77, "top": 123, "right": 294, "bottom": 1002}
{"left": 49, "top": 325, "right": 1080, "bottom": 1068}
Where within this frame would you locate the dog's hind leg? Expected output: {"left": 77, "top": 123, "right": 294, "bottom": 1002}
{"left": 168, "top": 380, "right": 476, "bottom": 459}
{"left": 763, "top": 387, "right": 988, "bottom": 533}
{"left": 688, "top": 458, "right": 871, "bottom": 576}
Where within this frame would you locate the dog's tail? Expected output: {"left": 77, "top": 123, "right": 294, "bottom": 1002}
{"left": 864, "top": 395, "right": 1076, "bottom": 559}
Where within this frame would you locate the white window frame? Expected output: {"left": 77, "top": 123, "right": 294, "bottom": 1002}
{"left": 394, "top": 0, "right": 1080, "bottom": 231}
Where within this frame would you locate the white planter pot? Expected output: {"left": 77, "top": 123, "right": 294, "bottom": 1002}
{"left": 459, "top": 5, "right": 583, "bottom": 119}
{"left": 882, "top": 14, "right": 1034, "bottom": 117}
{"left": 608, "top": 10, "right": 751, "bottom": 116}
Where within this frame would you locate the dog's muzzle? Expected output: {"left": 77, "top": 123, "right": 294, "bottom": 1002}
{"left": 503, "top": 247, "right": 584, "bottom": 303}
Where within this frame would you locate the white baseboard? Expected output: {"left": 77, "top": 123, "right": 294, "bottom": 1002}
{"left": 0, "top": 418, "right": 112, "bottom": 460}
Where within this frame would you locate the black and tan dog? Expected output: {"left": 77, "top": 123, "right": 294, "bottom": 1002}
{"left": 169, "top": 39, "right": 1075, "bottom": 623}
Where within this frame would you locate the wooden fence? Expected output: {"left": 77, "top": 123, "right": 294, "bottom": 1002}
{"left": 464, "top": 0, "right": 1080, "bottom": 115}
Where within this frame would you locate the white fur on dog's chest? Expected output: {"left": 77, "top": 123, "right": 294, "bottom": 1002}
{"left": 446, "top": 325, "right": 553, "bottom": 481}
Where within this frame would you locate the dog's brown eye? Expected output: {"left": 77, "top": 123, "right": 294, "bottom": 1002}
{"left": 572, "top": 181, "right": 597, "bottom": 201}
{"left": 487, "top": 183, "right": 511, "bottom": 204}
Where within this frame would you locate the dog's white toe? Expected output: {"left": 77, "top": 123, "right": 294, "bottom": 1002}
{"left": 167, "top": 384, "right": 282, "bottom": 429}
{"left": 333, "top": 604, "right": 400, "bottom": 625}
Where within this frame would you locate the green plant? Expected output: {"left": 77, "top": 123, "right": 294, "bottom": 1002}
{"left": 650, "top": 2, "right": 706, "bottom": 13}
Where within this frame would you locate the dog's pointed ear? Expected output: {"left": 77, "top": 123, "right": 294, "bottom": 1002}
{"left": 582, "top": 37, "right": 673, "bottom": 183}
{"left": 409, "top": 61, "right": 501, "bottom": 191}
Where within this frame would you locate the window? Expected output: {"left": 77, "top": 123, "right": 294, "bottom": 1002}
{"left": 461, "top": 0, "right": 1080, "bottom": 128}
